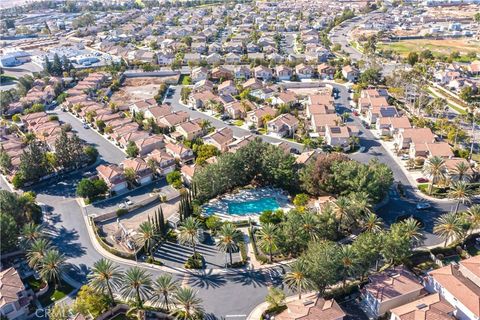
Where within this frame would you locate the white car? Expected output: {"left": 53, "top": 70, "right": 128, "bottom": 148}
{"left": 118, "top": 203, "right": 126, "bottom": 209}
{"left": 401, "top": 154, "right": 410, "bottom": 160}
{"left": 126, "top": 199, "right": 134, "bottom": 206}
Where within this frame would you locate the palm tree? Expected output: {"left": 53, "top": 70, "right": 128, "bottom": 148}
{"left": 178, "top": 217, "right": 201, "bottom": 257}
{"left": 151, "top": 274, "right": 179, "bottom": 311}
{"left": 171, "top": 287, "right": 204, "bottom": 320}
{"left": 300, "top": 213, "right": 319, "bottom": 241}
{"left": 21, "top": 222, "right": 44, "bottom": 248}
{"left": 338, "top": 245, "right": 357, "bottom": 288}
{"left": 88, "top": 258, "right": 123, "bottom": 306}
{"left": 398, "top": 217, "right": 423, "bottom": 247}
{"left": 465, "top": 205, "right": 480, "bottom": 235}
{"left": 136, "top": 221, "right": 159, "bottom": 256}
{"left": 26, "top": 238, "right": 51, "bottom": 269}
{"left": 448, "top": 181, "right": 472, "bottom": 214}
{"left": 434, "top": 212, "right": 463, "bottom": 247}
{"left": 256, "top": 223, "right": 278, "bottom": 263}
{"left": 333, "top": 197, "right": 351, "bottom": 232}
{"left": 38, "top": 249, "right": 66, "bottom": 289}
{"left": 199, "top": 119, "right": 211, "bottom": 131}
{"left": 423, "top": 156, "right": 446, "bottom": 195}
{"left": 216, "top": 223, "right": 244, "bottom": 266}
{"left": 120, "top": 267, "right": 153, "bottom": 308}
{"left": 362, "top": 212, "right": 383, "bottom": 233}
{"left": 453, "top": 161, "right": 471, "bottom": 182}
{"left": 348, "top": 135, "right": 360, "bottom": 151}
{"left": 283, "top": 260, "right": 313, "bottom": 299}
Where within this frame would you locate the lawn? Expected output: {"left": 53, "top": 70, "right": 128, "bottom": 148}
{"left": 38, "top": 281, "right": 75, "bottom": 307}
{"left": 25, "top": 276, "right": 46, "bottom": 292}
{"left": 233, "top": 120, "right": 244, "bottom": 127}
{"left": 379, "top": 38, "right": 480, "bottom": 58}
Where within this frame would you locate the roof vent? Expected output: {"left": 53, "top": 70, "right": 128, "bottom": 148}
{"left": 303, "top": 300, "right": 314, "bottom": 306}
{"left": 416, "top": 303, "right": 428, "bottom": 310}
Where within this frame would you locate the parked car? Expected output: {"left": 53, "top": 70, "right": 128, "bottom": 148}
{"left": 359, "top": 146, "right": 366, "bottom": 153}
{"left": 118, "top": 203, "right": 126, "bottom": 209}
{"left": 401, "top": 154, "right": 410, "bottom": 160}
{"left": 416, "top": 202, "right": 431, "bottom": 210}
{"left": 416, "top": 177, "right": 429, "bottom": 183}
{"left": 83, "top": 123, "right": 89, "bottom": 129}
{"left": 353, "top": 111, "right": 359, "bottom": 116}
{"left": 126, "top": 199, "right": 134, "bottom": 206}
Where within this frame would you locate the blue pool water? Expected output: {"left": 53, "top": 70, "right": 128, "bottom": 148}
{"left": 204, "top": 197, "right": 280, "bottom": 216}
{"left": 228, "top": 197, "right": 280, "bottom": 215}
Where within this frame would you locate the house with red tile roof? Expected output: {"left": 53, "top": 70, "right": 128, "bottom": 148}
{"left": 165, "top": 143, "right": 194, "bottom": 164}
{"left": 390, "top": 293, "right": 455, "bottom": 320}
{"left": 246, "top": 106, "right": 276, "bottom": 128}
{"left": 121, "top": 158, "right": 153, "bottom": 185}
{"left": 425, "top": 255, "right": 480, "bottom": 320}
{"left": 203, "top": 127, "right": 234, "bottom": 152}
{"left": 410, "top": 141, "right": 453, "bottom": 159}
{"left": 96, "top": 164, "right": 127, "bottom": 193}
{"left": 267, "top": 113, "right": 299, "bottom": 138}
{"left": 0, "top": 267, "right": 32, "bottom": 320}
{"left": 275, "top": 293, "right": 345, "bottom": 320}
{"left": 175, "top": 120, "right": 204, "bottom": 140}
{"left": 145, "top": 149, "right": 176, "bottom": 176}
{"left": 394, "top": 128, "right": 436, "bottom": 150}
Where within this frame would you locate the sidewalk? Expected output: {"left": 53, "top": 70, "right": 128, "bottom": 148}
{"left": 247, "top": 291, "right": 316, "bottom": 320}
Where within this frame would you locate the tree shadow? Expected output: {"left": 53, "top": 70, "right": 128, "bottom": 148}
{"left": 186, "top": 269, "right": 227, "bottom": 289}
{"left": 229, "top": 268, "right": 267, "bottom": 288}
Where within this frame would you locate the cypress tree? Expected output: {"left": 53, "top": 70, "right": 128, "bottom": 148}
{"left": 159, "top": 206, "right": 166, "bottom": 236}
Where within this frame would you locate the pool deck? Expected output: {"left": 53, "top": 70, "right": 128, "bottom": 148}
{"left": 202, "top": 187, "right": 292, "bottom": 221}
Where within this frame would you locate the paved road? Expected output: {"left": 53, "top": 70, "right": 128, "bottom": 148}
{"left": 165, "top": 86, "right": 304, "bottom": 151}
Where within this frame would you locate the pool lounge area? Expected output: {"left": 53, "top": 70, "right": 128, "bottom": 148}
{"left": 202, "top": 188, "right": 291, "bottom": 220}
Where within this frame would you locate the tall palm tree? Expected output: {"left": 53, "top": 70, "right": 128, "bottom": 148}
{"left": 300, "top": 213, "right": 319, "bottom": 241}
{"left": 453, "top": 161, "right": 471, "bottom": 182}
{"left": 26, "top": 238, "right": 51, "bottom": 270}
{"left": 136, "top": 221, "right": 159, "bottom": 256}
{"left": 256, "top": 223, "right": 278, "bottom": 263}
{"left": 38, "top": 249, "right": 66, "bottom": 289}
{"left": 283, "top": 260, "right": 313, "bottom": 299}
{"left": 120, "top": 267, "right": 153, "bottom": 308}
{"left": 338, "top": 245, "right": 358, "bottom": 288}
{"left": 151, "top": 274, "right": 179, "bottom": 311}
{"left": 465, "top": 205, "right": 480, "bottom": 235}
{"left": 21, "top": 222, "right": 44, "bottom": 248}
{"left": 348, "top": 135, "right": 360, "bottom": 151}
{"left": 88, "top": 258, "right": 123, "bottom": 306}
{"left": 398, "top": 217, "right": 423, "bottom": 247}
{"left": 448, "top": 181, "right": 472, "bottom": 214}
{"left": 423, "top": 156, "right": 446, "bottom": 195}
{"left": 434, "top": 212, "right": 463, "bottom": 247}
{"left": 171, "top": 287, "right": 204, "bottom": 320}
{"left": 333, "top": 197, "right": 351, "bottom": 232}
{"left": 362, "top": 212, "right": 383, "bottom": 233}
{"left": 178, "top": 217, "right": 201, "bottom": 257}
{"left": 216, "top": 223, "right": 244, "bottom": 266}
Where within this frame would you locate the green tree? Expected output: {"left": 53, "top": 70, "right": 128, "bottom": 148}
{"left": 434, "top": 212, "right": 463, "bottom": 247}
{"left": 48, "top": 303, "right": 70, "bottom": 320}
{"left": 172, "top": 287, "right": 204, "bottom": 320}
{"left": 362, "top": 212, "right": 383, "bottom": 233}
{"left": 126, "top": 141, "right": 139, "bottom": 158}
{"left": 19, "top": 140, "right": 50, "bottom": 182}
{"left": 407, "top": 52, "right": 418, "bottom": 66}
{"left": 166, "top": 170, "right": 183, "bottom": 189}
{"left": 77, "top": 178, "right": 101, "bottom": 199}
{"left": 38, "top": 249, "right": 66, "bottom": 288}
{"left": 52, "top": 53, "right": 63, "bottom": 76}
{"left": 264, "top": 287, "right": 285, "bottom": 309}
{"left": 26, "top": 238, "right": 51, "bottom": 270}
{"left": 283, "top": 260, "right": 313, "bottom": 299}
{"left": 88, "top": 258, "right": 122, "bottom": 306}
{"left": 135, "top": 221, "right": 159, "bottom": 256}
{"left": 178, "top": 217, "right": 201, "bottom": 257}
{"left": 448, "top": 181, "right": 472, "bottom": 213}
{"left": 0, "top": 214, "right": 17, "bottom": 254}
{"left": 217, "top": 223, "right": 244, "bottom": 265}
{"left": 72, "top": 285, "right": 109, "bottom": 317}
{"left": 256, "top": 223, "right": 278, "bottom": 263}
{"left": 151, "top": 274, "right": 179, "bottom": 311}
{"left": 465, "top": 205, "right": 480, "bottom": 235}
{"left": 120, "top": 267, "right": 153, "bottom": 307}
{"left": 20, "top": 222, "right": 44, "bottom": 248}
{"left": 422, "top": 156, "right": 446, "bottom": 195}
{"left": 0, "top": 148, "right": 12, "bottom": 174}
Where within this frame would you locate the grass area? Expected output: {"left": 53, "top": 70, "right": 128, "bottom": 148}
{"left": 427, "top": 88, "right": 466, "bottom": 114}
{"left": 0, "top": 74, "right": 17, "bottom": 83}
{"left": 38, "top": 281, "right": 75, "bottom": 307}
{"left": 349, "top": 41, "right": 363, "bottom": 53}
{"left": 258, "top": 128, "right": 267, "bottom": 135}
{"left": 233, "top": 120, "right": 244, "bottom": 127}
{"left": 378, "top": 38, "right": 480, "bottom": 58}
{"left": 26, "top": 276, "right": 46, "bottom": 292}
{"left": 472, "top": 153, "right": 480, "bottom": 162}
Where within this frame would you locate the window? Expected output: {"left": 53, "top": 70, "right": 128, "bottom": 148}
{"left": 3, "top": 303, "right": 15, "bottom": 314}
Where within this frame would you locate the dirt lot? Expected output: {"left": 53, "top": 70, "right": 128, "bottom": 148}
{"left": 110, "top": 75, "right": 179, "bottom": 105}
{"left": 379, "top": 38, "right": 480, "bottom": 57}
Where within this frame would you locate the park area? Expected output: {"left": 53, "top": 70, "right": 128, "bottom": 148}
{"left": 379, "top": 38, "right": 480, "bottom": 58}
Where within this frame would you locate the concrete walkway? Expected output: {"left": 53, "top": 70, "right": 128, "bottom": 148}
{"left": 247, "top": 291, "right": 317, "bottom": 320}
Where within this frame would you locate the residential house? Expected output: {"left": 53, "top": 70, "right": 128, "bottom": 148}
{"left": 425, "top": 255, "right": 480, "bottom": 320}
{"left": 253, "top": 65, "right": 273, "bottom": 81}
{"left": 188, "top": 90, "right": 218, "bottom": 109}
{"left": 325, "top": 125, "right": 358, "bottom": 150}
{"left": 203, "top": 127, "right": 234, "bottom": 152}
{"left": 246, "top": 106, "right": 276, "bottom": 128}
{"left": 376, "top": 117, "right": 412, "bottom": 136}
{"left": 267, "top": 113, "right": 299, "bottom": 138}
{"left": 389, "top": 293, "right": 455, "bottom": 320}
{"left": 205, "top": 53, "right": 222, "bottom": 65}
{"left": 295, "top": 150, "right": 318, "bottom": 165}
{"left": 295, "top": 63, "right": 314, "bottom": 79}
{"left": 367, "top": 106, "right": 398, "bottom": 124}
{"left": 144, "top": 105, "right": 173, "bottom": 122}
{"left": 225, "top": 53, "right": 242, "bottom": 64}
{"left": 0, "top": 267, "right": 32, "bottom": 320}
{"left": 165, "top": 143, "right": 194, "bottom": 163}
{"left": 145, "top": 149, "right": 176, "bottom": 176}
{"left": 227, "top": 134, "right": 256, "bottom": 153}
{"left": 218, "top": 80, "right": 238, "bottom": 96}
{"left": 158, "top": 111, "right": 189, "bottom": 128}
{"left": 211, "top": 66, "right": 233, "bottom": 81}
{"left": 135, "top": 135, "right": 165, "bottom": 156}
{"left": 271, "top": 91, "right": 298, "bottom": 106}
{"left": 175, "top": 120, "right": 204, "bottom": 140}
{"left": 129, "top": 99, "right": 157, "bottom": 115}
{"left": 395, "top": 128, "right": 436, "bottom": 150}
{"left": 96, "top": 164, "right": 128, "bottom": 193}
{"left": 361, "top": 266, "right": 424, "bottom": 318}
{"left": 191, "top": 67, "right": 209, "bottom": 83}
{"left": 180, "top": 164, "right": 196, "bottom": 186}
{"left": 234, "top": 65, "right": 251, "bottom": 79}
{"left": 275, "top": 65, "right": 292, "bottom": 81}
{"left": 317, "top": 63, "right": 336, "bottom": 80}
{"left": 121, "top": 158, "right": 153, "bottom": 185}
{"left": 276, "top": 293, "right": 346, "bottom": 320}
{"left": 226, "top": 101, "right": 253, "bottom": 120}
{"left": 342, "top": 65, "right": 359, "bottom": 82}
{"left": 412, "top": 142, "right": 454, "bottom": 159}
{"left": 311, "top": 113, "right": 341, "bottom": 134}
{"left": 193, "top": 79, "right": 215, "bottom": 93}
{"left": 242, "top": 78, "right": 263, "bottom": 90}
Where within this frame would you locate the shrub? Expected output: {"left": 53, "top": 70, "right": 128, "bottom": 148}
{"left": 12, "top": 114, "right": 21, "bottom": 122}
{"left": 166, "top": 171, "right": 182, "bottom": 189}
{"left": 116, "top": 208, "right": 128, "bottom": 217}
{"left": 184, "top": 253, "right": 203, "bottom": 269}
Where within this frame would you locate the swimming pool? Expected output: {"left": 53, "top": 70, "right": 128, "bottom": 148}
{"left": 202, "top": 188, "right": 289, "bottom": 218}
